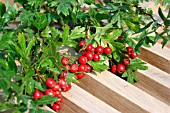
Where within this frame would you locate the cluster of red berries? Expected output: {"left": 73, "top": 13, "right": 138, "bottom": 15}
{"left": 33, "top": 76, "right": 71, "bottom": 111}
{"left": 111, "top": 46, "right": 138, "bottom": 74}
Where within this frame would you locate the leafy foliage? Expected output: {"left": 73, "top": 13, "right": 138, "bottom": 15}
{"left": 0, "top": 0, "right": 169, "bottom": 112}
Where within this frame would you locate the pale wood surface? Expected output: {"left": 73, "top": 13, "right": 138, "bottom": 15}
{"left": 62, "top": 83, "right": 120, "bottom": 113}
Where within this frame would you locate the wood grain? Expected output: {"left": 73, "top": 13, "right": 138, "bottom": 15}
{"left": 85, "top": 71, "right": 170, "bottom": 113}
{"left": 76, "top": 73, "right": 148, "bottom": 113}
{"left": 62, "top": 84, "right": 120, "bottom": 113}
{"left": 139, "top": 44, "right": 170, "bottom": 74}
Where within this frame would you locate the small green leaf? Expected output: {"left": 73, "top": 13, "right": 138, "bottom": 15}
{"left": 41, "top": 28, "right": 51, "bottom": 38}
{"left": 66, "top": 73, "right": 77, "bottom": 84}
{"left": 49, "top": 68, "right": 61, "bottom": 74}
{"left": 26, "top": 38, "right": 36, "bottom": 57}
{"left": 158, "top": 7, "right": 166, "bottom": 21}
{"left": 57, "top": 3, "right": 71, "bottom": 16}
{"left": 0, "top": 2, "right": 6, "bottom": 18}
{"left": 105, "top": 29, "right": 122, "bottom": 41}
{"left": 18, "top": 33, "right": 26, "bottom": 51}
{"left": 69, "top": 26, "right": 85, "bottom": 39}
{"left": 26, "top": 78, "right": 35, "bottom": 95}
{"left": 62, "top": 26, "right": 69, "bottom": 43}
{"left": 34, "top": 95, "right": 58, "bottom": 105}
{"left": 30, "top": 108, "right": 53, "bottom": 113}
{"left": 0, "top": 103, "right": 16, "bottom": 112}
{"left": 87, "top": 60, "right": 109, "bottom": 72}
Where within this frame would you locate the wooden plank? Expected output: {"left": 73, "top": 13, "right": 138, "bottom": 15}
{"left": 134, "top": 62, "right": 170, "bottom": 106}
{"left": 58, "top": 97, "right": 88, "bottom": 113}
{"left": 62, "top": 84, "right": 120, "bottom": 113}
{"left": 139, "top": 43, "right": 170, "bottom": 74}
{"left": 76, "top": 74, "right": 148, "bottom": 113}
{"left": 85, "top": 71, "right": 170, "bottom": 113}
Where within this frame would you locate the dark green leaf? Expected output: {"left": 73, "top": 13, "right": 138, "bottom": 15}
{"left": 158, "top": 7, "right": 166, "bottom": 21}
{"left": 30, "top": 108, "right": 53, "bottom": 113}
{"left": 87, "top": 60, "right": 109, "bottom": 72}
{"left": 0, "top": 2, "right": 6, "bottom": 18}
{"left": 136, "top": 22, "right": 153, "bottom": 34}
{"left": 57, "top": 3, "right": 71, "bottom": 16}
{"left": 0, "top": 32, "right": 14, "bottom": 48}
{"left": 62, "top": 26, "right": 69, "bottom": 43}
{"left": 0, "top": 103, "right": 16, "bottom": 112}
{"left": 34, "top": 95, "right": 58, "bottom": 105}
{"left": 26, "top": 38, "right": 36, "bottom": 57}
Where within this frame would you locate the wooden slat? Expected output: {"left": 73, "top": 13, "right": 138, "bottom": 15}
{"left": 76, "top": 74, "right": 148, "bottom": 113}
{"left": 84, "top": 71, "right": 170, "bottom": 113}
{"left": 139, "top": 43, "right": 170, "bottom": 74}
{"left": 62, "top": 84, "right": 120, "bottom": 113}
{"left": 134, "top": 62, "right": 170, "bottom": 106}
{"left": 58, "top": 97, "right": 88, "bottom": 113}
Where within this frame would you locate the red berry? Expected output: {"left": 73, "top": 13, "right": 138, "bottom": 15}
{"left": 131, "top": 52, "right": 138, "bottom": 59}
{"left": 58, "top": 79, "right": 67, "bottom": 89}
{"left": 85, "top": 52, "right": 93, "bottom": 61}
{"left": 91, "top": 46, "right": 95, "bottom": 53}
{"left": 95, "top": 46, "right": 103, "bottom": 54}
{"left": 78, "top": 64, "right": 86, "bottom": 72}
{"left": 122, "top": 58, "right": 130, "bottom": 66}
{"left": 118, "top": 36, "right": 124, "bottom": 40}
{"left": 104, "top": 47, "right": 112, "bottom": 55}
{"left": 45, "top": 89, "right": 55, "bottom": 96}
{"left": 84, "top": 64, "right": 92, "bottom": 73}
{"left": 59, "top": 70, "right": 68, "bottom": 79}
{"left": 46, "top": 78, "right": 57, "bottom": 88}
{"left": 79, "top": 41, "right": 86, "bottom": 47}
{"left": 52, "top": 103, "right": 61, "bottom": 111}
{"left": 55, "top": 90, "right": 62, "bottom": 98}
{"left": 56, "top": 97, "right": 63, "bottom": 104}
{"left": 93, "top": 54, "right": 100, "bottom": 61}
{"left": 61, "top": 57, "right": 69, "bottom": 65}
{"left": 111, "top": 65, "right": 117, "bottom": 74}
{"left": 82, "top": 50, "right": 87, "bottom": 56}
{"left": 33, "top": 89, "right": 44, "bottom": 100}
{"left": 78, "top": 56, "right": 87, "bottom": 65}
{"left": 85, "top": 44, "right": 93, "bottom": 51}
{"left": 76, "top": 73, "right": 85, "bottom": 79}
{"left": 52, "top": 84, "right": 61, "bottom": 92}
{"left": 69, "top": 64, "right": 78, "bottom": 73}
{"left": 63, "top": 84, "right": 72, "bottom": 92}
{"left": 126, "top": 46, "right": 134, "bottom": 55}
{"left": 125, "top": 53, "right": 130, "bottom": 58}
{"left": 117, "top": 64, "right": 125, "bottom": 74}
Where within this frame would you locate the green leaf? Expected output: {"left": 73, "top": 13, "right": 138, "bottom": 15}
{"left": 41, "top": 28, "right": 51, "bottom": 38}
{"left": 158, "top": 7, "right": 166, "bottom": 21}
{"left": 0, "top": 103, "right": 16, "bottom": 112}
{"left": 122, "top": 69, "right": 139, "bottom": 84}
{"left": 25, "top": 78, "right": 35, "bottom": 95}
{"left": 87, "top": 60, "right": 109, "bottom": 72}
{"left": 30, "top": 108, "right": 53, "bottom": 113}
{"left": 105, "top": 29, "right": 122, "bottom": 41}
{"left": 136, "top": 22, "right": 153, "bottom": 34}
{"left": 66, "top": 73, "right": 77, "bottom": 84}
{"left": 57, "top": 3, "right": 71, "bottom": 16}
{"left": 8, "top": 53, "right": 17, "bottom": 73}
{"left": 62, "top": 26, "right": 69, "bottom": 43}
{"left": 32, "top": 13, "right": 49, "bottom": 31}
{"left": 18, "top": 33, "right": 26, "bottom": 51}
{"left": 127, "top": 58, "right": 148, "bottom": 71}
{"left": 49, "top": 68, "right": 61, "bottom": 74}
{"left": 0, "top": 32, "right": 14, "bottom": 49}
{"left": 0, "top": 2, "right": 6, "bottom": 18}
{"left": 69, "top": 26, "right": 85, "bottom": 39}
{"left": 125, "top": 20, "right": 140, "bottom": 32}
{"left": 34, "top": 95, "right": 58, "bottom": 105}
{"left": 26, "top": 38, "right": 36, "bottom": 57}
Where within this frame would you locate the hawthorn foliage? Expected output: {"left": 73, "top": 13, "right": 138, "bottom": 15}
{"left": 0, "top": 0, "right": 169, "bottom": 112}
